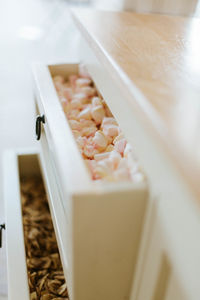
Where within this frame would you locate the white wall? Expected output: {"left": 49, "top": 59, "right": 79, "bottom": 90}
{"left": 94, "top": 0, "right": 199, "bottom": 16}
{"left": 124, "top": 0, "right": 198, "bottom": 16}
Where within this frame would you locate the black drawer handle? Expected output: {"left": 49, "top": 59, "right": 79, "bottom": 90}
{"left": 0, "top": 223, "right": 5, "bottom": 248}
{"left": 36, "top": 115, "right": 45, "bottom": 140}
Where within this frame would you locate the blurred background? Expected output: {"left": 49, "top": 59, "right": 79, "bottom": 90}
{"left": 0, "top": 0, "right": 200, "bottom": 298}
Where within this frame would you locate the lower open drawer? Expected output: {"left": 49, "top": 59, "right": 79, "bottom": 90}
{"left": 4, "top": 148, "right": 148, "bottom": 300}
{"left": 40, "top": 134, "right": 149, "bottom": 300}
{"left": 4, "top": 150, "right": 67, "bottom": 300}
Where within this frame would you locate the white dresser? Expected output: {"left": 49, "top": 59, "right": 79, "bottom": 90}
{"left": 3, "top": 9, "right": 200, "bottom": 300}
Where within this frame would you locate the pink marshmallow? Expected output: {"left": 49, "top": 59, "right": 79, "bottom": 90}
{"left": 76, "top": 78, "right": 91, "bottom": 88}
{"left": 78, "top": 107, "right": 92, "bottom": 120}
{"left": 93, "top": 131, "right": 108, "bottom": 151}
{"left": 78, "top": 64, "right": 91, "bottom": 79}
{"left": 91, "top": 105, "right": 106, "bottom": 125}
{"left": 69, "top": 74, "right": 78, "bottom": 89}
{"left": 114, "top": 138, "right": 127, "bottom": 155}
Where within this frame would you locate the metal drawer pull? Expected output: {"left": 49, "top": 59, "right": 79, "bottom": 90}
{"left": 0, "top": 223, "right": 5, "bottom": 248}
{"left": 36, "top": 115, "right": 45, "bottom": 140}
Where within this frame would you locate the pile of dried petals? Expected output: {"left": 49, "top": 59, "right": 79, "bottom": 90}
{"left": 21, "top": 177, "right": 68, "bottom": 300}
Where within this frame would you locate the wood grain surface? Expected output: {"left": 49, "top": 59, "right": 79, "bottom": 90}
{"left": 72, "top": 9, "right": 200, "bottom": 201}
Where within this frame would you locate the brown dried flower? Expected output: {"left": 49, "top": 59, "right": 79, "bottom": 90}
{"left": 21, "top": 177, "right": 68, "bottom": 299}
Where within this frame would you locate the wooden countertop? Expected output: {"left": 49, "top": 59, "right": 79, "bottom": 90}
{"left": 72, "top": 9, "right": 200, "bottom": 200}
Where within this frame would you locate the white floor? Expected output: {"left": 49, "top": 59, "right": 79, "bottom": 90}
{"left": 0, "top": 0, "right": 90, "bottom": 296}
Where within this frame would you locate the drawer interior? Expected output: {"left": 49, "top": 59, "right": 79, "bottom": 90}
{"left": 47, "top": 63, "right": 147, "bottom": 191}
{"left": 49, "top": 63, "right": 79, "bottom": 79}
{"left": 18, "top": 153, "right": 41, "bottom": 178}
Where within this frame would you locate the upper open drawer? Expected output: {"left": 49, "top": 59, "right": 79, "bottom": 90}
{"left": 32, "top": 62, "right": 149, "bottom": 300}
{"left": 32, "top": 62, "right": 147, "bottom": 197}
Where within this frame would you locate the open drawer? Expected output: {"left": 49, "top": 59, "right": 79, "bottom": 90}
{"left": 32, "top": 63, "right": 149, "bottom": 300}
{"left": 4, "top": 150, "right": 68, "bottom": 300}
